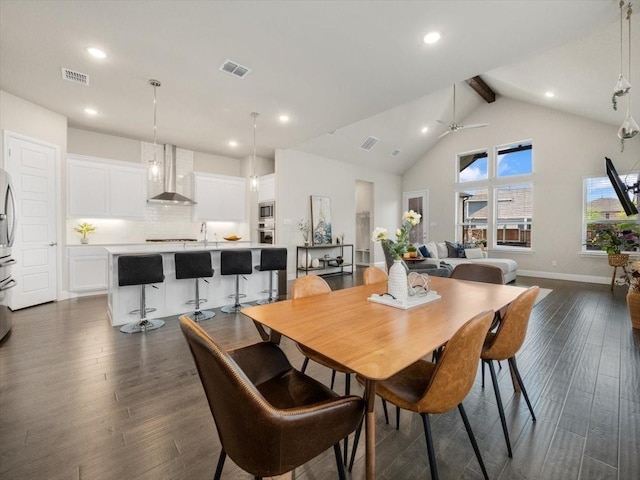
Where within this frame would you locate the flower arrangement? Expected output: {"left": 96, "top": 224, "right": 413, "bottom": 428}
{"left": 590, "top": 223, "right": 639, "bottom": 254}
{"left": 371, "top": 210, "right": 422, "bottom": 260}
{"left": 298, "top": 219, "right": 311, "bottom": 244}
{"left": 74, "top": 222, "right": 96, "bottom": 240}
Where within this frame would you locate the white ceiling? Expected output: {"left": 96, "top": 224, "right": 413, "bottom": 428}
{"left": 1, "top": 0, "right": 635, "bottom": 175}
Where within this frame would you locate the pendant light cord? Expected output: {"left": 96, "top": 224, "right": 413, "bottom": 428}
{"left": 251, "top": 112, "right": 259, "bottom": 177}
{"left": 621, "top": 0, "right": 625, "bottom": 75}
{"left": 628, "top": 3, "right": 633, "bottom": 112}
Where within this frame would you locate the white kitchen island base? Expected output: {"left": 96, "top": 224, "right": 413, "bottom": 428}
{"left": 105, "top": 243, "right": 282, "bottom": 327}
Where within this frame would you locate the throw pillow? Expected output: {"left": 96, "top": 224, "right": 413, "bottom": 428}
{"left": 436, "top": 242, "right": 448, "bottom": 259}
{"left": 418, "top": 245, "right": 430, "bottom": 258}
{"left": 426, "top": 241, "right": 439, "bottom": 259}
{"left": 464, "top": 248, "right": 484, "bottom": 259}
{"left": 445, "top": 241, "right": 460, "bottom": 258}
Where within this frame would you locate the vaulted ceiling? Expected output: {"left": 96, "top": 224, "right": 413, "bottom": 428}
{"left": 1, "top": 1, "right": 635, "bottom": 175}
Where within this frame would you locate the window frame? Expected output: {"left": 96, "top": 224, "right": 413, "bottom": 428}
{"left": 455, "top": 139, "right": 534, "bottom": 252}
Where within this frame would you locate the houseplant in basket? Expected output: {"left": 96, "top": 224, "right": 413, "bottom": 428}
{"left": 590, "top": 224, "right": 639, "bottom": 267}
{"left": 627, "top": 260, "right": 640, "bottom": 330}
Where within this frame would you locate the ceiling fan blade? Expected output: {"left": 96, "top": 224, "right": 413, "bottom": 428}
{"left": 458, "top": 123, "right": 489, "bottom": 130}
{"left": 438, "top": 129, "right": 452, "bottom": 139}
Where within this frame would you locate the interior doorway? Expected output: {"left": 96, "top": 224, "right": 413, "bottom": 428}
{"left": 355, "top": 181, "right": 373, "bottom": 266}
{"left": 403, "top": 190, "right": 428, "bottom": 244}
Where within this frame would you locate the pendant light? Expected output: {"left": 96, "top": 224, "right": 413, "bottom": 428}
{"left": 249, "top": 112, "right": 260, "bottom": 192}
{"left": 149, "top": 79, "right": 162, "bottom": 183}
{"left": 618, "top": 3, "right": 639, "bottom": 149}
{"left": 613, "top": 0, "right": 631, "bottom": 110}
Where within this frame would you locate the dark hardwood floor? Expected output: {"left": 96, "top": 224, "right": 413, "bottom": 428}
{"left": 1, "top": 270, "right": 639, "bottom": 480}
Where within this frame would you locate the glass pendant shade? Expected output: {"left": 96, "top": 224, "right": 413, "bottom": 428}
{"left": 618, "top": 111, "right": 640, "bottom": 139}
{"left": 250, "top": 174, "right": 259, "bottom": 192}
{"left": 614, "top": 73, "right": 631, "bottom": 97}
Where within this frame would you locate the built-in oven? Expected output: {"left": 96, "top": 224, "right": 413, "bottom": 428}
{"left": 258, "top": 229, "right": 274, "bottom": 244}
{"left": 259, "top": 201, "right": 274, "bottom": 221}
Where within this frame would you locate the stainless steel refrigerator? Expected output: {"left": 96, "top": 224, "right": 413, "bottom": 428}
{"left": 0, "top": 168, "right": 17, "bottom": 341}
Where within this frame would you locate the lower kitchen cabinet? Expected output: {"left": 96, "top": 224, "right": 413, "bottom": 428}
{"left": 68, "top": 246, "right": 108, "bottom": 293}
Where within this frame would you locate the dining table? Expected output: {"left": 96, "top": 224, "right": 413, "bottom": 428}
{"left": 242, "top": 276, "right": 527, "bottom": 479}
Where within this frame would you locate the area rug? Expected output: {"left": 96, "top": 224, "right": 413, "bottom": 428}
{"left": 534, "top": 288, "right": 552, "bottom": 306}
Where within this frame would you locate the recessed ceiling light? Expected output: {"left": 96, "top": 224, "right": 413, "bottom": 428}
{"left": 84, "top": 108, "right": 98, "bottom": 116}
{"left": 421, "top": 126, "right": 429, "bottom": 134}
{"left": 228, "top": 140, "right": 238, "bottom": 147}
{"left": 545, "top": 91, "right": 555, "bottom": 98}
{"left": 279, "top": 115, "right": 290, "bottom": 123}
{"left": 422, "top": 32, "right": 441, "bottom": 44}
{"left": 86, "top": 47, "right": 107, "bottom": 59}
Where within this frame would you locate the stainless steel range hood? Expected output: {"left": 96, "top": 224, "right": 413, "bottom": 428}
{"left": 147, "top": 144, "right": 196, "bottom": 205}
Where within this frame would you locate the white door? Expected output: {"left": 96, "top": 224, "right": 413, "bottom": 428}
{"left": 5, "top": 132, "right": 58, "bottom": 310}
{"left": 403, "top": 190, "right": 429, "bottom": 244}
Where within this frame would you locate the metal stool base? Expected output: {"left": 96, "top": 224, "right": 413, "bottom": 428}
{"left": 221, "top": 303, "right": 251, "bottom": 314}
{"left": 188, "top": 310, "right": 216, "bottom": 322}
{"left": 120, "top": 319, "right": 165, "bottom": 334}
{"left": 256, "top": 297, "right": 276, "bottom": 305}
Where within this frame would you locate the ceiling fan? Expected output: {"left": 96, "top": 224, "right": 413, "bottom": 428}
{"left": 437, "top": 84, "right": 489, "bottom": 139}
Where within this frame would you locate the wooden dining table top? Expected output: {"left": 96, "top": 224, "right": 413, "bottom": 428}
{"left": 242, "top": 276, "right": 526, "bottom": 381}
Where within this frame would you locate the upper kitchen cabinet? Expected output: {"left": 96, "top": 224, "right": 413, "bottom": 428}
{"left": 68, "top": 155, "right": 147, "bottom": 218}
{"left": 258, "top": 174, "right": 275, "bottom": 202}
{"left": 192, "top": 172, "right": 245, "bottom": 221}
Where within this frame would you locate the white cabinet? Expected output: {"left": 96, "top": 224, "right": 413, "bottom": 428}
{"left": 192, "top": 173, "right": 246, "bottom": 221}
{"left": 68, "top": 156, "right": 147, "bottom": 218}
{"left": 258, "top": 174, "right": 275, "bottom": 202}
{"left": 68, "top": 246, "right": 108, "bottom": 292}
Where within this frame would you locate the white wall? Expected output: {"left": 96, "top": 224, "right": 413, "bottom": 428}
{"left": 403, "top": 96, "right": 640, "bottom": 282}
{"left": 275, "top": 148, "right": 402, "bottom": 276}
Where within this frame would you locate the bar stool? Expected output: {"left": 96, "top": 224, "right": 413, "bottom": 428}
{"left": 118, "top": 254, "right": 165, "bottom": 334}
{"left": 220, "top": 249, "right": 253, "bottom": 313}
{"left": 254, "top": 248, "right": 287, "bottom": 305}
{"left": 175, "top": 251, "right": 215, "bottom": 322}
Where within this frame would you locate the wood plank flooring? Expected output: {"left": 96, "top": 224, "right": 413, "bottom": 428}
{"left": 1, "top": 271, "right": 639, "bottom": 480}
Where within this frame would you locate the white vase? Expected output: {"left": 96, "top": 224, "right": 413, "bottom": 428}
{"left": 388, "top": 259, "right": 408, "bottom": 302}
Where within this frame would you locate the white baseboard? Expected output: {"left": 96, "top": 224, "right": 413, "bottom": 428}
{"left": 517, "top": 269, "right": 609, "bottom": 285}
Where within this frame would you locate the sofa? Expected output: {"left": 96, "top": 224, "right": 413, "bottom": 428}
{"left": 381, "top": 241, "right": 453, "bottom": 278}
{"left": 415, "top": 241, "right": 518, "bottom": 284}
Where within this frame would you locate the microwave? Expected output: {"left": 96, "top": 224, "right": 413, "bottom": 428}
{"left": 259, "top": 201, "right": 275, "bottom": 220}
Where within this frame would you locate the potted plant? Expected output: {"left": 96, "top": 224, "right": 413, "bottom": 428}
{"left": 627, "top": 260, "right": 640, "bottom": 330}
{"left": 590, "top": 223, "right": 640, "bottom": 267}
{"left": 75, "top": 222, "right": 96, "bottom": 244}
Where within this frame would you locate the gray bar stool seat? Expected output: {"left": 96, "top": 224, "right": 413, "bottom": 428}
{"left": 220, "top": 249, "right": 253, "bottom": 314}
{"left": 175, "top": 251, "right": 215, "bottom": 322}
{"left": 118, "top": 254, "right": 165, "bottom": 334}
{"left": 254, "top": 248, "right": 287, "bottom": 305}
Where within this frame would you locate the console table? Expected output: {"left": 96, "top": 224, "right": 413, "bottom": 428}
{"left": 296, "top": 244, "right": 354, "bottom": 278}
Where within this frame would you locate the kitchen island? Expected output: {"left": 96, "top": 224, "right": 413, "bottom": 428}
{"left": 105, "top": 242, "right": 285, "bottom": 327}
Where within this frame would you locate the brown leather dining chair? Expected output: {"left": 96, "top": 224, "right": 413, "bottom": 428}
{"left": 350, "top": 310, "right": 494, "bottom": 480}
{"left": 450, "top": 263, "right": 504, "bottom": 285}
{"left": 179, "top": 316, "right": 364, "bottom": 480}
{"left": 363, "top": 265, "right": 388, "bottom": 284}
{"left": 481, "top": 285, "right": 539, "bottom": 458}
{"left": 290, "top": 274, "right": 356, "bottom": 461}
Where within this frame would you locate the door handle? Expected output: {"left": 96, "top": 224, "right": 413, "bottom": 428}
{"left": 49, "top": 242, "right": 57, "bottom": 246}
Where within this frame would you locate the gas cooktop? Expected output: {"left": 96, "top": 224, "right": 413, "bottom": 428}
{"left": 146, "top": 239, "right": 198, "bottom": 243}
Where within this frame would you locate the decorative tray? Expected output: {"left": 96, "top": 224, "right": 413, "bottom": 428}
{"left": 367, "top": 291, "right": 441, "bottom": 310}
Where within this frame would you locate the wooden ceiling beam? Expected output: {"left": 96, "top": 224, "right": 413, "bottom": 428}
{"left": 466, "top": 76, "right": 496, "bottom": 103}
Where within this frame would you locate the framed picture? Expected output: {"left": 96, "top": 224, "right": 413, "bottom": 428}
{"left": 310, "top": 195, "right": 332, "bottom": 245}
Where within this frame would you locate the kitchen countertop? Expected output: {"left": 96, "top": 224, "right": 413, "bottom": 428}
{"left": 103, "top": 242, "right": 283, "bottom": 255}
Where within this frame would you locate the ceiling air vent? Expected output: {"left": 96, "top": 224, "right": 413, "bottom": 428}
{"left": 219, "top": 60, "right": 251, "bottom": 78}
{"left": 391, "top": 149, "right": 401, "bottom": 156}
{"left": 359, "top": 136, "right": 379, "bottom": 151}
{"left": 61, "top": 68, "right": 89, "bottom": 85}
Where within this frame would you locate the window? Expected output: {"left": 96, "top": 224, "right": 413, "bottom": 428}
{"left": 456, "top": 141, "right": 533, "bottom": 249}
{"left": 583, "top": 174, "right": 639, "bottom": 252}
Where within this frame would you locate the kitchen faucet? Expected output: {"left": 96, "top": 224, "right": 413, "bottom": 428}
{"left": 201, "top": 221, "right": 208, "bottom": 246}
